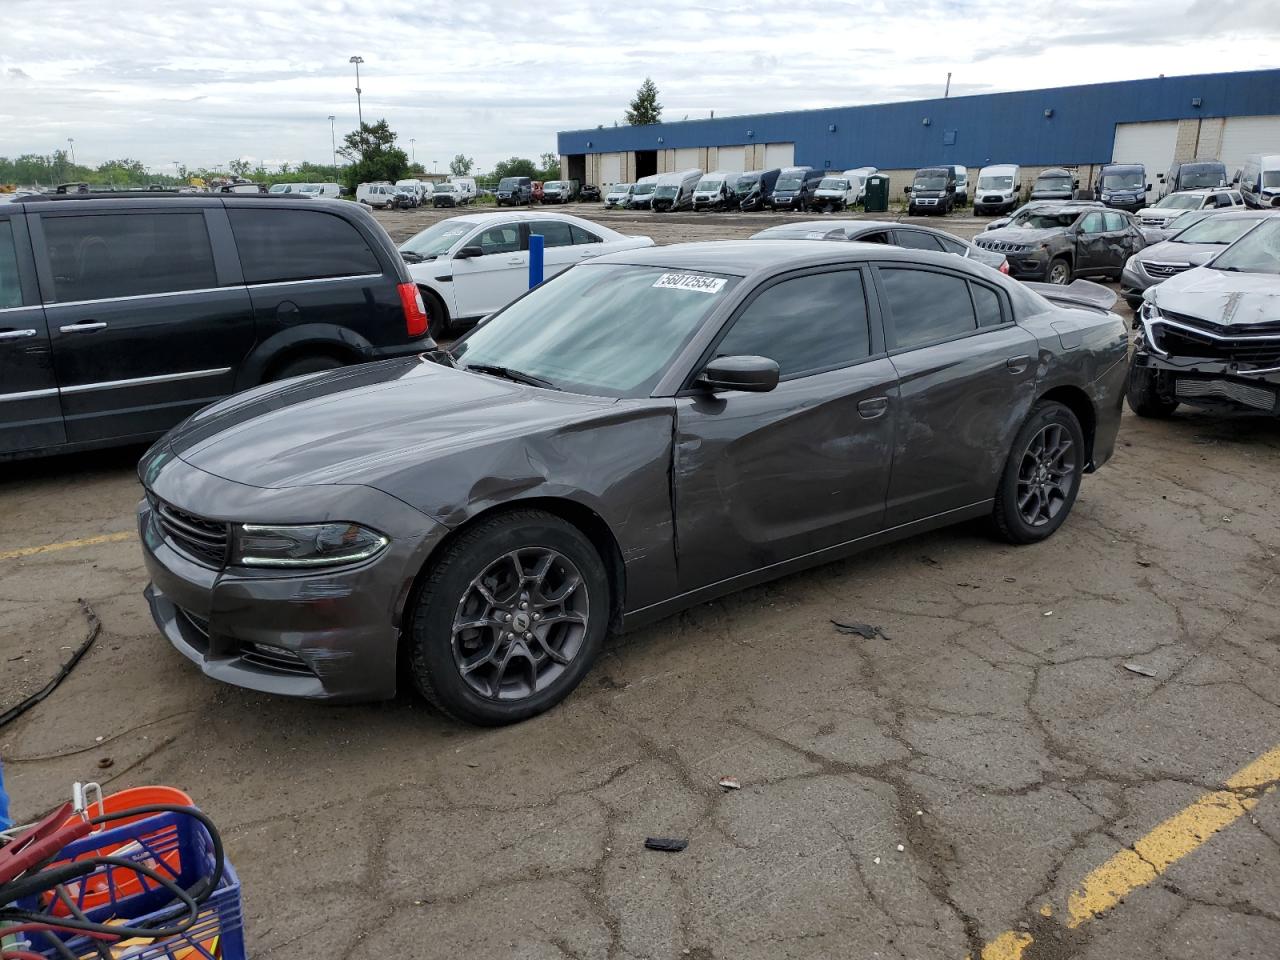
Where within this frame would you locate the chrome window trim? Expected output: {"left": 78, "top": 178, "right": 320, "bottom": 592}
{"left": 0, "top": 387, "right": 59, "bottom": 403}
{"left": 245, "top": 272, "right": 383, "bottom": 290}
{"left": 60, "top": 367, "right": 231, "bottom": 395}
{"left": 42, "top": 272, "right": 384, "bottom": 308}
{"left": 0, "top": 305, "right": 39, "bottom": 314}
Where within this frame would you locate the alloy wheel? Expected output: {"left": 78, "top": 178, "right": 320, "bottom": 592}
{"left": 1049, "top": 261, "right": 1071, "bottom": 284}
{"left": 1016, "top": 423, "right": 1077, "bottom": 527}
{"left": 451, "top": 547, "right": 589, "bottom": 701}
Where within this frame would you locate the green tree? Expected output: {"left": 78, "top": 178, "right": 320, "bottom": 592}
{"left": 228, "top": 158, "right": 252, "bottom": 177}
{"left": 538, "top": 153, "right": 560, "bottom": 180}
{"left": 449, "top": 154, "right": 475, "bottom": 176}
{"left": 339, "top": 118, "right": 410, "bottom": 191}
{"left": 625, "top": 77, "right": 662, "bottom": 125}
{"left": 492, "top": 156, "right": 539, "bottom": 180}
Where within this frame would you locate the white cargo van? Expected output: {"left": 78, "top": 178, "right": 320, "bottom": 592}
{"left": 629, "top": 174, "right": 662, "bottom": 210}
{"left": 652, "top": 169, "right": 703, "bottom": 212}
{"left": 973, "top": 164, "right": 1021, "bottom": 215}
{"left": 812, "top": 175, "right": 861, "bottom": 211}
{"left": 1240, "top": 154, "right": 1280, "bottom": 209}
{"left": 356, "top": 182, "right": 398, "bottom": 208}
{"left": 452, "top": 177, "right": 477, "bottom": 203}
{"left": 395, "top": 178, "right": 433, "bottom": 203}
{"left": 300, "top": 182, "right": 341, "bottom": 199}
{"left": 692, "top": 170, "right": 740, "bottom": 211}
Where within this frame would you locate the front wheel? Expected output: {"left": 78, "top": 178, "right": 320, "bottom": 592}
{"left": 408, "top": 509, "right": 610, "bottom": 725}
{"left": 1047, "top": 257, "right": 1072, "bottom": 285}
{"left": 1126, "top": 360, "right": 1179, "bottom": 418}
{"left": 991, "top": 401, "right": 1085, "bottom": 545}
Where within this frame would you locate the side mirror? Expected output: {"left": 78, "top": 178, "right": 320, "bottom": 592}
{"left": 1146, "top": 183, "right": 1152, "bottom": 191}
{"left": 454, "top": 246, "right": 484, "bottom": 260}
{"left": 1158, "top": 174, "right": 1166, "bottom": 182}
{"left": 1073, "top": 179, "right": 1080, "bottom": 188}
{"left": 903, "top": 185, "right": 912, "bottom": 194}
{"left": 698, "top": 356, "right": 779, "bottom": 393}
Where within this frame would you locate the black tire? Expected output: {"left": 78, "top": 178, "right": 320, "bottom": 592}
{"left": 1047, "top": 257, "right": 1072, "bottom": 285}
{"left": 992, "top": 401, "right": 1086, "bottom": 545}
{"left": 408, "top": 509, "right": 610, "bottom": 725}
{"left": 420, "top": 287, "right": 448, "bottom": 340}
{"left": 268, "top": 354, "right": 345, "bottom": 381}
{"left": 1126, "top": 360, "right": 1179, "bottom": 418}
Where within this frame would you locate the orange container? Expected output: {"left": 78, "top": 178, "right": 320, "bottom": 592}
{"left": 51, "top": 785, "right": 195, "bottom": 915}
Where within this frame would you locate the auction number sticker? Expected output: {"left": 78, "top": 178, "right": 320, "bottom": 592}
{"left": 653, "top": 273, "right": 726, "bottom": 294}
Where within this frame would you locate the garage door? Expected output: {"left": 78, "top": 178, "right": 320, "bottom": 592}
{"left": 1112, "top": 121, "right": 1178, "bottom": 197}
{"left": 764, "top": 142, "right": 795, "bottom": 168}
{"left": 673, "top": 148, "right": 701, "bottom": 171}
{"left": 1220, "top": 116, "right": 1280, "bottom": 177}
{"left": 717, "top": 145, "right": 747, "bottom": 173}
{"left": 600, "top": 153, "right": 621, "bottom": 186}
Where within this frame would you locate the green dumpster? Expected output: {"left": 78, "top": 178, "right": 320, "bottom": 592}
{"left": 864, "top": 174, "right": 890, "bottom": 212}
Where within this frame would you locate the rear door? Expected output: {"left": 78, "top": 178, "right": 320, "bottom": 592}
{"left": 226, "top": 204, "right": 401, "bottom": 374}
{"left": 528, "top": 219, "right": 578, "bottom": 278}
{"left": 34, "top": 204, "right": 254, "bottom": 444}
{"left": 0, "top": 210, "right": 65, "bottom": 455}
{"left": 449, "top": 220, "right": 528, "bottom": 320}
{"left": 872, "top": 263, "right": 1037, "bottom": 525}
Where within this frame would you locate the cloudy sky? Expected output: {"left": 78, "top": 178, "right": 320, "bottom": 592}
{"left": 1, "top": 0, "right": 1276, "bottom": 175}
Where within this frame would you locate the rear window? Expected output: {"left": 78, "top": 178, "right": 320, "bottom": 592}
{"left": 0, "top": 220, "right": 22, "bottom": 308}
{"left": 229, "top": 209, "right": 380, "bottom": 284}
{"left": 42, "top": 212, "right": 216, "bottom": 302}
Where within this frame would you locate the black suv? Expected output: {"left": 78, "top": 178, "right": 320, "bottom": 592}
{"left": 495, "top": 176, "right": 533, "bottom": 206}
{"left": 0, "top": 194, "right": 433, "bottom": 461}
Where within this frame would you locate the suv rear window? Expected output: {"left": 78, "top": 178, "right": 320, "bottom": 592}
{"left": 42, "top": 212, "right": 216, "bottom": 302}
{"left": 229, "top": 209, "right": 380, "bottom": 283}
{"left": 0, "top": 220, "right": 21, "bottom": 309}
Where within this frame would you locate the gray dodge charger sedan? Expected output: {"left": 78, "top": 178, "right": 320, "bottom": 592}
{"left": 139, "top": 241, "right": 1129, "bottom": 725}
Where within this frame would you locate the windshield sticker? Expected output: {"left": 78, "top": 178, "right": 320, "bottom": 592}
{"left": 652, "top": 273, "right": 726, "bottom": 294}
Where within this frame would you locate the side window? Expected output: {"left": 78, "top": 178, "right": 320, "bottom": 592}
{"left": 0, "top": 220, "right": 22, "bottom": 309}
{"left": 1079, "top": 212, "right": 1105, "bottom": 234}
{"left": 895, "top": 230, "right": 945, "bottom": 252}
{"left": 472, "top": 224, "right": 521, "bottom": 256}
{"left": 971, "top": 282, "right": 1005, "bottom": 328}
{"left": 530, "top": 220, "right": 573, "bottom": 248}
{"left": 42, "top": 212, "right": 216, "bottom": 301}
{"left": 879, "top": 267, "right": 976, "bottom": 350}
{"left": 1231, "top": 191, "right": 1243, "bottom": 205}
{"left": 936, "top": 234, "right": 969, "bottom": 255}
{"left": 714, "top": 270, "right": 871, "bottom": 380}
{"left": 1103, "top": 211, "right": 1126, "bottom": 231}
{"left": 856, "top": 230, "right": 892, "bottom": 244}
{"left": 570, "top": 224, "right": 602, "bottom": 245}
{"left": 229, "top": 209, "right": 379, "bottom": 283}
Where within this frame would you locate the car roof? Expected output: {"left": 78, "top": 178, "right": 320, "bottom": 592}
{"left": 588, "top": 239, "right": 981, "bottom": 277}
{"left": 1037, "top": 167, "right": 1072, "bottom": 177}
{"left": 1196, "top": 209, "right": 1279, "bottom": 220}
{"left": 1169, "top": 187, "right": 1235, "bottom": 196}
{"left": 436, "top": 210, "right": 596, "bottom": 225}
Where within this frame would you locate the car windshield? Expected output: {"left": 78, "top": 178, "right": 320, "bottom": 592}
{"left": 1173, "top": 216, "right": 1261, "bottom": 245}
{"left": 400, "top": 220, "right": 473, "bottom": 259}
{"left": 269, "top": 185, "right": 289, "bottom": 193}
{"left": 914, "top": 175, "right": 946, "bottom": 190}
{"left": 544, "top": 182, "right": 562, "bottom": 191}
{"left": 819, "top": 178, "right": 849, "bottom": 190}
{"left": 696, "top": 178, "right": 723, "bottom": 191}
{"left": 1180, "top": 166, "right": 1226, "bottom": 188}
{"left": 736, "top": 176, "right": 759, "bottom": 192}
{"left": 1036, "top": 176, "right": 1073, "bottom": 191}
{"left": 497, "top": 178, "right": 522, "bottom": 190}
{"left": 978, "top": 175, "right": 1014, "bottom": 190}
{"left": 610, "top": 184, "right": 633, "bottom": 193}
{"left": 1010, "top": 210, "right": 1079, "bottom": 229}
{"left": 654, "top": 185, "right": 678, "bottom": 198}
{"left": 1103, "top": 171, "right": 1143, "bottom": 189}
{"left": 633, "top": 182, "right": 656, "bottom": 196}
{"left": 452, "top": 264, "right": 739, "bottom": 398}
{"left": 1154, "top": 194, "right": 1203, "bottom": 210}
{"left": 1264, "top": 171, "right": 1280, "bottom": 188}
{"left": 1210, "top": 218, "right": 1280, "bottom": 274}
{"left": 776, "top": 177, "right": 803, "bottom": 190}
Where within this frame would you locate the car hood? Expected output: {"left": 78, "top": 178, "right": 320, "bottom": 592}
{"left": 1138, "top": 240, "right": 1222, "bottom": 265}
{"left": 162, "top": 357, "right": 620, "bottom": 489}
{"left": 1138, "top": 207, "right": 1183, "bottom": 219}
{"left": 978, "top": 226, "right": 1061, "bottom": 244}
{"left": 1150, "top": 267, "right": 1280, "bottom": 326}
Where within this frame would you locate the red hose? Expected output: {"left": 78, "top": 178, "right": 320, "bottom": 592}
{"left": 4, "top": 951, "right": 48, "bottom": 960}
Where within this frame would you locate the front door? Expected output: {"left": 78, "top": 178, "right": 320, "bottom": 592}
{"left": 450, "top": 221, "right": 528, "bottom": 321}
{"left": 872, "top": 263, "right": 1038, "bottom": 526}
{"left": 0, "top": 212, "right": 64, "bottom": 455}
{"left": 674, "top": 267, "right": 897, "bottom": 592}
{"left": 1074, "top": 211, "right": 1111, "bottom": 274}
{"left": 34, "top": 206, "right": 255, "bottom": 444}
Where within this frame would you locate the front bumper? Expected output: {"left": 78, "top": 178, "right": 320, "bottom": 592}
{"left": 974, "top": 197, "right": 1015, "bottom": 215}
{"left": 138, "top": 459, "right": 445, "bottom": 702}
{"left": 433, "top": 198, "right": 457, "bottom": 207}
{"left": 769, "top": 195, "right": 802, "bottom": 209}
{"left": 1132, "top": 349, "right": 1280, "bottom": 415}
{"left": 1102, "top": 197, "right": 1144, "bottom": 213}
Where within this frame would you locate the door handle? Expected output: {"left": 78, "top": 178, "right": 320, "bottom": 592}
{"left": 0, "top": 329, "right": 38, "bottom": 341}
{"left": 857, "top": 396, "right": 889, "bottom": 419}
{"left": 506, "top": 257, "right": 524, "bottom": 265}
{"left": 1006, "top": 355, "right": 1030, "bottom": 373}
{"left": 59, "top": 321, "right": 108, "bottom": 334}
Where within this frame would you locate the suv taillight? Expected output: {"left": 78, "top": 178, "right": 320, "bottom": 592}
{"left": 399, "top": 282, "right": 429, "bottom": 338}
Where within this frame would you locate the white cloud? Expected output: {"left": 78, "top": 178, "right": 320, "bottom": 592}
{"left": 0, "top": 0, "right": 1276, "bottom": 173}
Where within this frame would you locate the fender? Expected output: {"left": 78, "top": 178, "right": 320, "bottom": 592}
{"left": 235, "top": 323, "right": 375, "bottom": 390}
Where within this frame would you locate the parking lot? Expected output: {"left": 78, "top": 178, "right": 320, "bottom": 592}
{"left": 3, "top": 207, "right": 1279, "bottom": 960}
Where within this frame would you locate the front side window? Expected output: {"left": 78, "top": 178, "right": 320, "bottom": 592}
{"left": 229, "top": 209, "right": 379, "bottom": 283}
{"left": 530, "top": 220, "right": 573, "bottom": 248}
{"left": 895, "top": 230, "right": 944, "bottom": 252}
{"left": 714, "top": 270, "right": 870, "bottom": 380}
{"left": 0, "top": 220, "right": 22, "bottom": 309}
{"left": 1079, "top": 212, "right": 1105, "bottom": 234}
{"left": 879, "top": 268, "right": 976, "bottom": 350}
{"left": 453, "top": 264, "right": 737, "bottom": 397}
{"left": 43, "top": 212, "right": 216, "bottom": 301}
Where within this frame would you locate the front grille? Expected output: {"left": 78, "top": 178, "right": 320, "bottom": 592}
{"left": 1153, "top": 320, "right": 1280, "bottom": 368}
{"left": 976, "top": 239, "right": 1027, "bottom": 254}
{"left": 1142, "top": 260, "right": 1192, "bottom": 278}
{"left": 983, "top": 195, "right": 1003, "bottom": 203}
{"left": 155, "top": 500, "right": 229, "bottom": 567}
{"left": 1176, "top": 378, "right": 1276, "bottom": 411}
{"left": 240, "top": 642, "right": 314, "bottom": 676}
{"left": 1140, "top": 216, "right": 1166, "bottom": 226}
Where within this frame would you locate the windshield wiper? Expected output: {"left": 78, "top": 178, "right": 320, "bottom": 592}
{"left": 465, "top": 363, "right": 558, "bottom": 390}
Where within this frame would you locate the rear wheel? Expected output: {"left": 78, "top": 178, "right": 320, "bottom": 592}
{"left": 1126, "top": 360, "right": 1179, "bottom": 418}
{"left": 408, "top": 509, "right": 610, "bottom": 725}
{"left": 1047, "top": 257, "right": 1072, "bottom": 285}
{"left": 992, "top": 401, "right": 1085, "bottom": 544}
{"left": 268, "top": 354, "right": 345, "bottom": 381}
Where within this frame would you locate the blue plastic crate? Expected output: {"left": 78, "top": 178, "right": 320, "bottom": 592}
{"left": 13, "top": 810, "right": 244, "bottom": 960}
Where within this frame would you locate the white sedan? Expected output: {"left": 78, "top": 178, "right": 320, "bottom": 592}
{"left": 399, "top": 212, "right": 653, "bottom": 338}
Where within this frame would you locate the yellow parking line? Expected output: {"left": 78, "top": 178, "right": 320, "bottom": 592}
{"left": 972, "top": 744, "right": 1280, "bottom": 958}
{"left": 0, "top": 530, "right": 134, "bottom": 561}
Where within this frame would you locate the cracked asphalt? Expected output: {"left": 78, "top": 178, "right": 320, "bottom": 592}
{"left": 3, "top": 206, "right": 1279, "bottom": 959}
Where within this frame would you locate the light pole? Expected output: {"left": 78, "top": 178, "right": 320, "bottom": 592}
{"left": 410, "top": 138, "right": 416, "bottom": 164}
{"left": 328, "top": 115, "right": 337, "bottom": 170}
{"left": 348, "top": 56, "right": 365, "bottom": 149}
{"left": 67, "top": 137, "right": 75, "bottom": 167}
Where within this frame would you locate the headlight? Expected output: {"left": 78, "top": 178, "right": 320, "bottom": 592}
{"left": 232, "top": 522, "right": 389, "bottom": 568}
{"left": 1125, "top": 254, "right": 1138, "bottom": 272}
